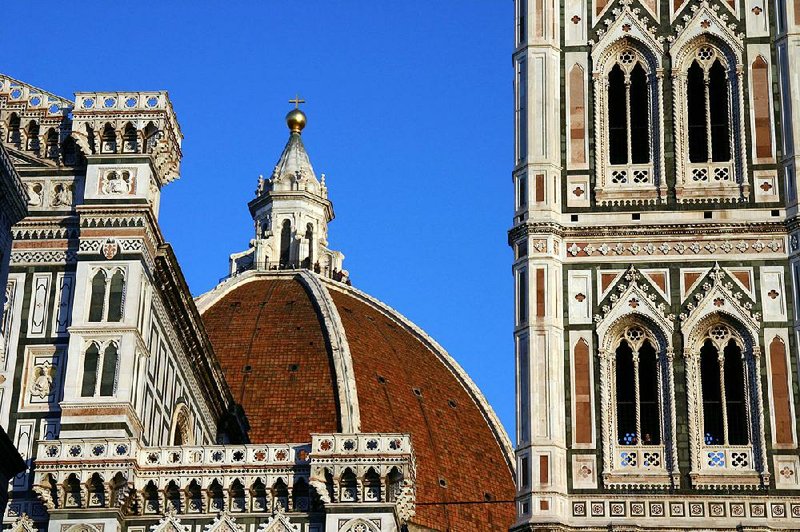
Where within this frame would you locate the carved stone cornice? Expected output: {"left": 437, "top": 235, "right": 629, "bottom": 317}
{"left": 509, "top": 220, "right": 786, "bottom": 246}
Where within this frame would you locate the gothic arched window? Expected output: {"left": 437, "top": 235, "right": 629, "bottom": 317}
{"left": 607, "top": 61, "right": 650, "bottom": 166}
{"left": 81, "top": 343, "right": 100, "bottom": 397}
{"left": 593, "top": 41, "right": 663, "bottom": 204}
{"left": 699, "top": 331, "right": 748, "bottom": 446}
{"left": 107, "top": 270, "right": 125, "bottom": 322}
{"left": 672, "top": 36, "right": 747, "bottom": 202}
{"left": 614, "top": 328, "right": 661, "bottom": 446}
{"left": 88, "top": 268, "right": 126, "bottom": 322}
{"left": 685, "top": 319, "right": 767, "bottom": 486}
{"left": 99, "top": 342, "right": 118, "bottom": 396}
{"left": 597, "top": 318, "right": 678, "bottom": 487}
{"left": 687, "top": 51, "right": 731, "bottom": 165}
{"left": 88, "top": 271, "right": 107, "bottom": 322}
{"left": 81, "top": 341, "right": 119, "bottom": 397}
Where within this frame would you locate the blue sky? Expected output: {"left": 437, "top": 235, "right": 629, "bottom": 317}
{"left": 2, "top": 2, "right": 516, "bottom": 435}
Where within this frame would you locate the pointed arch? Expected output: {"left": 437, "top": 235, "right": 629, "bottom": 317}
{"left": 169, "top": 402, "right": 194, "bottom": 446}
{"left": 339, "top": 467, "right": 358, "bottom": 502}
{"left": 682, "top": 311, "right": 768, "bottom": 488}
{"left": 272, "top": 478, "right": 289, "bottom": 512}
{"left": 670, "top": 13, "right": 748, "bottom": 202}
{"left": 591, "top": 34, "right": 665, "bottom": 204}
{"left": 337, "top": 519, "right": 380, "bottom": 532}
{"left": 363, "top": 467, "right": 381, "bottom": 502}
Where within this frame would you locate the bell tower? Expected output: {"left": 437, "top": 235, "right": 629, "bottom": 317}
{"left": 229, "top": 100, "right": 346, "bottom": 281}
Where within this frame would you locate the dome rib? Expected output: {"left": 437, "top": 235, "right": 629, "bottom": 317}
{"left": 296, "top": 271, "right": 361, "bottom": 432}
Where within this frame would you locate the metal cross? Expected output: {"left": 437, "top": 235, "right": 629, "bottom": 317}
{"left": 289, "top": 94, "right": 305, "bottom": 109}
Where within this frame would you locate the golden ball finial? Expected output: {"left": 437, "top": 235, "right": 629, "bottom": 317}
{"left": 286, "top": 108, "right": 307, "bottom": 133}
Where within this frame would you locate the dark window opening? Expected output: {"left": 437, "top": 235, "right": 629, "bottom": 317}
{"left": 629, "top": 64, "right": 650, "bottom": 164}
{"left": 99, "top": 343, "right": 118, "bottom": 396}
{"left": 88, "top": 271, "right": 106, "bottom": 322}
{"left": 616, "top": 340, "right": 637, "bottom": 444}
{"left": 724, "top": 340, "right": 748, "bottom": 444}
{"left": 608, "top": 65, "right": 628, "bottom": 165}
{"left": 701, "top": 339, "right": 724, "bottom": 444}
{"left": 708, "top": 60, "right": 731, "bottom": 162}
{"left": 688, "top": 61, "right": 708, "bottom": 163}
{"left": 81, "top": 344, "right": 100, "bottom": 397}
{"left": 638, "top": 341, "right": 661, "bottom": 445}
{"left": 280, "top": 220, "right": 292, "bottom": 267}
{"left": 107, "top": 271, "right": 125, "bottom": 322}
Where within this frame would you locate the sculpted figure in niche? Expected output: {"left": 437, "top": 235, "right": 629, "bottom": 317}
{"left": 27, "top": 183, "right": 43, "bottom": 206}
{"left": 102, "top": 170, "right": 132, "bottom": 195}
{"left": 52, "top": 183, "right": 73, "bottom": 207}
{"left": 31, "top": 362, "right": 54, "bottom": 398}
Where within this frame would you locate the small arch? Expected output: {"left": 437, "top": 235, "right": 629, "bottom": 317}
{"left": 108, "top": 472, "right": 127, "bottom": 509}
{"left": 142, "top": 480, "right": 159, "bottom": 514}
{"left": 86, "top": 473, "right": 105, "bottom": 508}
{"left": 164, "top": 480, "right": 181, "bottom": 513}
{"left": 208, "top": 479, "right": 225, "bottom": 512}
{"left": 101, "top": 123, "right": 117, "bottom": 153}
{"left": 45, "top": 128, "right": 59, "bottom": 159}
{"left": 272, "top": 478, "right": 289, "bottom": 512}
{"left": 340, "top": 468, "right": 357, "bottom": 502}
{"left": 292, "top": 477, "right": 309, "bottom": 511}
{"left": 143, "top": 122, "right": 158, "bottom": 153}
{"left": 304, "top": 223, "right": 314, "bottom": 269}
{"left": 7, "top": 113, "right": 21, "bottom": 147}
{"left": 26, "top": 120, "right": 40, "bottom": 152}
{"left": 170, "top": 403, "right": 194, "bottom": 445}
{"left": 64, "top": 474, "right": 82, "bottom": 508}
{"left": 386, "top": 467, "right": 403, "bottom": 502}
{"left": 122, "top": 122, "right": 138, "bottom": 153}
{"left": 229, "top": 478, "right": 245, "bottom": 512}
{"left": 186, "top": 479, "right": 203, "bottom": 513}
{"left": 363, "top": 467, "right": 381, "bottom": 502}
{"left": 85, "top": 124, "right": 97, "bottom": 154}
{"left": 62, "top": 136, "right": 80, "bottom": 166}
{"left": 250, "top": 478, "right": 267, "bottom": 512}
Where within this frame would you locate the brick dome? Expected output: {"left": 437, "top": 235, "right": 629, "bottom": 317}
{"left": 198, "top": 271, "right": 516, "bottom": 531}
